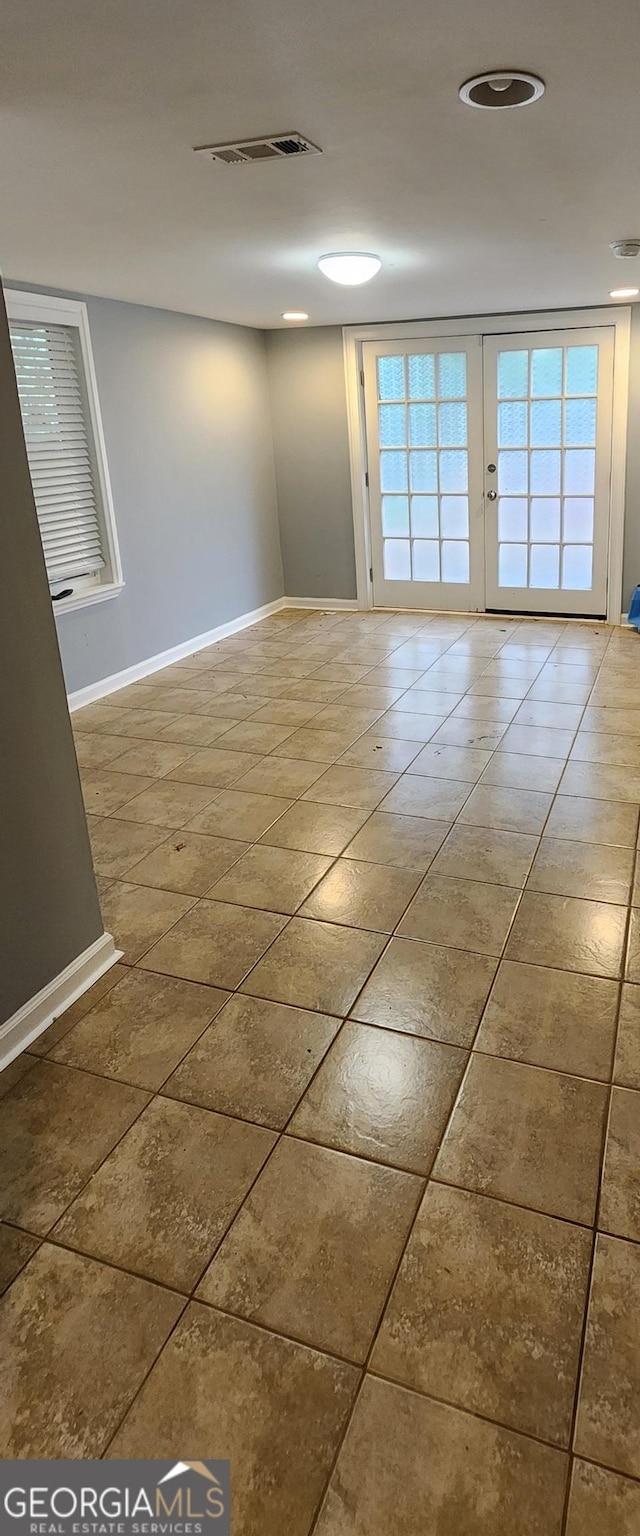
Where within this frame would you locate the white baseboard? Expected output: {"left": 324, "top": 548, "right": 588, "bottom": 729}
{"left": 283, "top": 596, "right": 359, "bottom": 611}
{"left": 0, "top": 931, "right": 122, "bottom": 1069}
{"left": 67, "top": 595, "right": 362, "bottom": 710}
{"left": 67, "top": 596, "right": 287, "bottom": 711}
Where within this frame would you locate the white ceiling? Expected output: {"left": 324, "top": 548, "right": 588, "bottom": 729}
{"left": 1, "top": 0, "right": 639, "bottom": 329}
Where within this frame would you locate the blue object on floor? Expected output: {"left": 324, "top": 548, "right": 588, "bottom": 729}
{"left": 628, "top": 585, "right": 640, "bottom": 630}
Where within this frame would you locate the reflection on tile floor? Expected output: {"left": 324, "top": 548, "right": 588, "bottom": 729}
{"left": 2, "top": 606, "right": 640, "bottom": 1530}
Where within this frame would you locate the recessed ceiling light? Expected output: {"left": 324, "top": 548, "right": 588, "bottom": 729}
{"left": 610, "top": 287, "right": 639, "bottom": 299}
{"left": 459, "top": 71, "right": 545, "bottom": 109}
{"left": 318, "top": 252, "right": 382, "bottom": 286}
{"left": 282, "top": 311, "right": 309, "bottom": 320}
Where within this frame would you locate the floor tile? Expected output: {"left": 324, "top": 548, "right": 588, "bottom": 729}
{"left": 352, "top": 936, "right": 496, "bottom": 1046}
{"left": 241, "top": 918, "right": 386, "bottom": 1014}
{"left": 165, "top": 993, "right": 339, "bottom": 1127}
{"left": 476, "top": 960, "right": 618, "bottom": 1079}
{"left": 505, "top": 891, "right": 626, "bottom": 978}
{"left": 50, "top": 968, "right": 227, "bottom": 1089}
{"left": 0, "top": 1244, "right": 183, "bottom": 1457}
{"left": 138, "top": 899, "right": 286, "bottom": 988}
{"left": 207, "top": 842, "right": 332, "bottom": 914}
{"left": 372, "top": 1182, "right": 590, "bottom": 1443}
{"left": 0, "top": 1059, "right": 148, "bottom": 1232}
{"left": 27, "top": 963, "right": 128, "bottom": 1056}
{"left": 98, "top": 880, "right": 195, "bottom": 963}
{"left": 431, "top": 824, "right": 538, "bottom": 887}
{"left": 420, "top": 718, "right": 506, "bottom": 749}
{"left": 559, "top": 759, "right": 640, "bottom": 802}
{"left": 87, "top": 814, "right": 172, "bottom": 877}
{"left": 614, "top": 984, "right": 640, "bottom": 1088}
{"left": 231, "top": 754, "right": 326, "bottom": 797}
{"left": 513, "top": 700, "right": 584, "bottom": 730}
{"left": 378, "top": 773, "right": 470, "bottom": 820}
{"left": 271, "top": 726, "right": 361, "bottom": 762}
{"left": 199, "top": 1137, "right": 421, "bottom": 1361}
{"left": 80, "top": 767, "right": 156, "bottom": 815}
{"left": 111, "top": 778, "right": 219, "bottom": 827}
{"left": 434, "top": 1054, "right": 607, "bottom": 1223}
{"left": 0, "top": 1224, "right": 39, "bottom": 1293}
{"left": 260, "top": 800, "right": 370, "bottom": 855}
{"left": 338, "top": 732, "right": 422, "bottom": 772}
{"left": 185, "top": 788, "right": 293, "bottom": 841}
{"left": 452, "top": 693, "right": 520, "bottom": 722}
{"left": 163, "top": 744, "right": 262, "bottom": 787}
{"left": 289, "top": 1021, "right": 466, "bottom": 1174}
{"left": 498, "top": 724, "right": 576, "bottom": 758}
{"left": 599, "top": 1087, "right": 640, "bottom": 1241}
{"left": 300, "top": 858, "right": 421, "bottom": 933}
{"left": 575, "top": 1234, "right": 640, "bottom": 1478}
{"left": 343, "top": 811, "right": 449, "bottom": 870}
{"left": 123, "top": 829, "right": 249, "bottom": 895}
{"left": 308, "top": 704, "right": 384, "bottom": 734}
{"left": 55, "top": 1097, "right": 275, "bottom": 1290}
{"left": 393, "top": 687, "right": 462, "bottom": 714}
{"left": 207, "top": 719, "right": 296, "bottom": 754}
{"left": 374, "top": 710, "right": 445, "bottom": 742}
{"left": 545, "top": 794, "right": 638, "bottom": 846}
{"left": 570, "top": 730, "right": 640, "bottom": 766}
{"left": 0, "top": 1055, "right": 37, "bottom": 1097}
{"left": 158, "top": 712, "right": 240, "bottom": 745}
{"left": 479, "top": 751, "right": 566, "bottom": 792}
{"left": 102, "top": 740, "right": 196, "bottom": 778}
{"left": 399, "top": 875, "right": 519, "bottom": 956}
{"left": 458, "top": 783, "right": 553, "bottom": 835}
{"left": 109, "top": 1303, "right": 358, "bottom": 1534}
{"left": 406, "top": 743, "right": 492, "bottom": 781}
{"left": 527, "top": 837, "right": 633, "bottom": 904}
{"left": 566, "top": 1460, "right": 640, "bottom": 1536}
{"left": 302, "top": 764, "right": 398, "bottom": 810}
{"left": 314, "top": 1374, "right": 567, "bottom": 1536}
{"left": 73, "top": 732, "right": 134, "bottom": 768}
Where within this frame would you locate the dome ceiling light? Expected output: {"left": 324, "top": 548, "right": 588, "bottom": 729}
{"left": 318, "top": 253, "right": 382, "bottom": 286}
{"left": 459, "top": 72, "right": 545, "bottom": 109}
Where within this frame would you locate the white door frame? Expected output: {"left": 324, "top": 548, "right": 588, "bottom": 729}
{"left": 343, "top": 307, "right": 631, "bottom": 623}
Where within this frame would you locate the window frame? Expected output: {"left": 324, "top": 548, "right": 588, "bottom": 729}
{"left": 5, "top": 287, "right": 124, "bottom": 614}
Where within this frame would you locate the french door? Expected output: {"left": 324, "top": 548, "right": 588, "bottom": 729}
{"left": 362, "top": 336, "right": 485, "bottom": 612}
{"left": 362, "top": 324, "right": 615, "bottom": 617}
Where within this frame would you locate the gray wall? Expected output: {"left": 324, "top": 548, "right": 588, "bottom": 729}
{"left": 267, "top": 318, "right": 640, "bottom": 616}
{"left": 8, "top": 287, "right": 284, "bottom": 694}
{"left": 0, "top": 285, "right": 103, "bottom": 1026}
{"left": 266, "top": 326, "right": 357, "bottom": 600}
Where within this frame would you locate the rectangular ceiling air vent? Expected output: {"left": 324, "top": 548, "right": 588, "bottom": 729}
{"left": 194, "top": 132, "right": 322, "bottom": 165}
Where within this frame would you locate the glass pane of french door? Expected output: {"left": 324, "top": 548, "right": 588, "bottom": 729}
{"left": 483, "top": 327, "right": 614, "bottom": 617}
{"left": 362, "top": 336, "right": 485, "bottom": 610}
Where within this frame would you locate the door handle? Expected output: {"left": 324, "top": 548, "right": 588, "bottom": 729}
{"left": 487, "top": 489, "right": 497, "bottom": 501}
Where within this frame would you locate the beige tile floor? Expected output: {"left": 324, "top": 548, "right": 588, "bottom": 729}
{"left": 2, "top": 605, "right": 640, "bottom": 1532}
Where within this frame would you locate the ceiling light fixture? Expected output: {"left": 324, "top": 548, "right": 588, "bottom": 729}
{"left": 610, "top": 287, "right": 639, "bottom": 299}
{"left": 282, "top": 311, "right": 309, "bottom": 320}
{"left": 459, "top": 71, "right": 545, "bottom": 109}
{"left": 318, "top": 252, "right": 382, "bottom": 286}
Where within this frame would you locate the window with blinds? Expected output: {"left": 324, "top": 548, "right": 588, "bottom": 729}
{"left": 9, "top": 319, "right": 106, "bottom": 585}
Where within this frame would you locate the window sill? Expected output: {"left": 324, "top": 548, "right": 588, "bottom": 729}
{"left": 52, "top": 581, "right": 125, "bottom": 616}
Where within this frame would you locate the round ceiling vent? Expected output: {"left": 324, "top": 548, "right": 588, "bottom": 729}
{"left": 459, "top": 72, "right": 545, "bottom": 109}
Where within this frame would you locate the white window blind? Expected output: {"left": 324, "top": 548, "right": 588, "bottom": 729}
{"left": 9, "top": 319, "right": 106, "bottom": 584}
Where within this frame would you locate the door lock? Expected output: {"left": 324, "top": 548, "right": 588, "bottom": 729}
{"left": 487, "top": 463, "right": 496, "bottom": 473}
{"left": 487, "top": 489, "right": 497, "bottom": 500}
